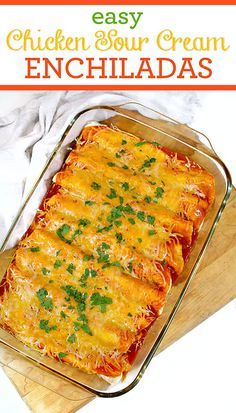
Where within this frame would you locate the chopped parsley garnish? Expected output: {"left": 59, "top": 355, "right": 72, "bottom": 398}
{"left": 128, "top": 261, "right": 133, "bottom": 274}
{"left": 137, "top": 211, "right": 145, "bottom": 222}
{"left": 154, "top": 187, "right": 164, "bottom": 202}
{"left": 102, "top": 261, "right": 121, "bottom": 269}
{"left": 67, "top": 263, "right": 75, "bottom": 274}
{"left": 39, "top": 320, "right": 57, "bottom": 333}
{"left": 77, "top": 314, "right": 93, "bottom": 336}
{"left": 97, "top": 224, "right": 113, "bottom": 233}
{"left": 56, "top": 224, "right": 72, "bottom": 244}
{"left": 135, "top": 141, "right": 146, "bottom": 147}
{"left": 83, "top": 255, "right": 94, "bottom": 262}
{"left": 101, "top": 242, "right": 110, "bottom": 250}
{"left": 128, "top": 312, "right": 133, "bottom": 317}
{"left": 91, "top": 182, "right": 101, "bottom": 190}
{"left": 122, "top": 182, "right": 129, "bottom": 191}
{"left": 67, "top": 333, "right": 76, "bottom": 344}
{"left": 36, "top": 288, "right": 53, "bottom": 311}
{"left": 137, "top": 238, "right": 142, "bottom": 243}
{"left": 147, "top": 215, "right": 155, "bottom": 225}
{"left": 30, "top": 247, "right": 40, "bottom": 252}
{"left": 80, "top": 268, "right": 97, "bottom": 287}
{"left": 115, "top": 233, "right": 123, "bottom": 243}
{"left": 90, "top": 292, "right": 113, "bottom": 313}
{"left": 152, "top": 141, "right": 160, "bottom": 146}
{"left": 78, "top": 218, "right": 91, "bottom": 227}
{"left": 162, "top": 259, "right": 167, "bottom": 266}
{"left": 42, "top": 267, "right": 50, "bottom": 276}
{"left": 107, "top": 205, "right": 123, "bottom": 223}
{"left": 61, "top": 285, "right": 88, "bottom": 312}
{"left": 149, "top": 181, "right": 156, "bottom": 186}
{"left": 121, "top": 139, "right": 127, "bottom": 145}
{"left": 58, "top": 352, "right": 68, "bottom": 359}
{"left": 140, "top": 157, "right": 156, "bottom": 171}
{"left": 122, "top": 164, "right": 129, "bottom": 170}
{"left": 122, "top": 205, "right": 135, "bottom": 215}
{"left": 144, "top": 196, "right": 152, "bottom": 203}
{"left": 148, "top": 229, "right": 156, "bottom": 236}
{"left": 85, "top": 200, "right": 95, "bottom": 206}
{"left": 114, "top": 220, "right": 122, "bottom": 227}
{"left": 60, "top": 311, "right": 68, "bottom": 319}
{"left": 128, "top": 218, "right": 136, "bottom": 225}
{"left": 119, "top": 196, "right": 124, "bottom": 205}
{"left": 73, "top": 321, "right": 80, "bottom": 331}
{"left": 97, "top": 243, "right": 110, "bottom": 263}
{"left": 54, "top": 260, "right": 62, "bottom": 269}
{"left": 81, "top": 324, "right": 93, "bottom": 336}
{"left": 115, "top": 152, "right": 121, "bottom": 158}
{"left": 107, "top": 188, "right": 117, "bottom": 199}
{"left": 56, "top": 250, "right": 61, "bottom": 256}
{"left": 107, "top": 162, "right": 115, "bottom": 167}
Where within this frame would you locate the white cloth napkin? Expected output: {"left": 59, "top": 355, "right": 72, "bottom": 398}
{"left": 0, "top": 90, "right": 200, "bottom": 245}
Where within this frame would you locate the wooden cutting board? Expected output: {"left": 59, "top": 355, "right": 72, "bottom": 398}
{"left": 1, "top": 187, "right": 236, "bottom": 413}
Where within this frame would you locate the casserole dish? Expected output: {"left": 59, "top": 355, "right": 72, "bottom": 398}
{"left": 0, "top": 102, "right": 232, "bottom": 398}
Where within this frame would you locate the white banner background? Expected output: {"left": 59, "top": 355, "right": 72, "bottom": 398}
{"left": 0, "top": 5, "right": 235, "bottom": 85}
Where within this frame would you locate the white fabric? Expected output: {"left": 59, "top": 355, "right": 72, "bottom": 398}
{"left": 0, "top": 90, "right": 199, "bottom": 245}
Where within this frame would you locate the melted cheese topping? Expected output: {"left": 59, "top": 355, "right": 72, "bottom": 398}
{"left": 0, "top": 124, "right": 215, "bottom": 378}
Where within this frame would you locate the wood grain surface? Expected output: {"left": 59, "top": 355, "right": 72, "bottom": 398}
{"left": 1, "top": 188, "right": 236, "bottom": 413}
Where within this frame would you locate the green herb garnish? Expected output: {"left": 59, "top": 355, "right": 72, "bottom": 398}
{"left": 81, "top": 324, "right": 93, "bottom": 336}
{"left": 97, "top": 243, "right": 110, "bottom": 263}
{"left": 78, "top": 218, "right": 91, "bottom": 227}
{"left": 85, "top": 200, "right": 95, "bottom": 206}
{"left": 115, "top": 233, "right": 123, "bottom": 243}
{"left": 148, "top": 229, "right": 156, "bottom": 236}
{"left": 60, "top": 311, "right": 68, "bottom": 319}
{"left": 67, "top": 263, "right": 75, "bottom": 274}
{"left": 140, "top": 157, "right": 156, "bottom": 171}
{"left": 154, "top": 187, "right": 164, "bottom": 201}
{"left": 83, "top": 255, "right": 94, "bottom": 262}
{"left": 36, "top": 288, "right": 53, "bottom": 311}
{"left": 107, "top": 162, "right": 115, "bottom": 167}
{"left": 80, "top": 268, "right": 97, "bottom": 287}
{"left": 97, "top": 224, "right": 113, "bottom": 233}
{"left": 128, "top": 218, "right": 136, "bottom": 225}
{"left": 144, "top": 196, "right": 152, "bottom": 203}
{"left": 147, "top": 215, "right": 155, "bottom": 225}
{"left": 122, "top": 182, "right": 129, "bottom": 191}
{"left": 107, "top": 188, "right": 117, "bottom": 199}
{"left": 91, "top": 182, "right": 101, "bottom": 190}
{"left": 56, "top": 224, "right": 71, "bottom": 244}
{"left": 90, "top": 292, "right": 113, "bottom": 313}
{"left": 135, "top": 141, "right": 146, "bottom": 147}
{"left": 123, "top": 205, "right": 135, "bottom": 215}
{"left": 137, "top": 211, "right": 145, "bottom": 222}
{"left": 54, "top": 260, "right": 62, "bottom": 269}
{"left": 39, "top": 320, "right": 57, "bottom": 333}
{"left": 58, "top": 352, "right": 68, "bottom": 359}
{"left": 67, "top": 333, "right": 76, "bottom": 344}
{"left": 42, "top": 267, "right": 50, "bottom": 276}
{"left": 30, "top": 247, "right": 40, "bottom": 252}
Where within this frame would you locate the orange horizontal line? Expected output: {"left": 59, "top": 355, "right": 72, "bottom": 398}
{"left": 0, "top": 1, "right": 236, "bottom": 4}
{"left": 0, "top": 84, "right": 236, "bottom": 90}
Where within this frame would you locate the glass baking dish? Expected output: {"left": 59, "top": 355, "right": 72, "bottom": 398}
{"left": 0, "top": 102, "right": 232, "bottom": 398}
